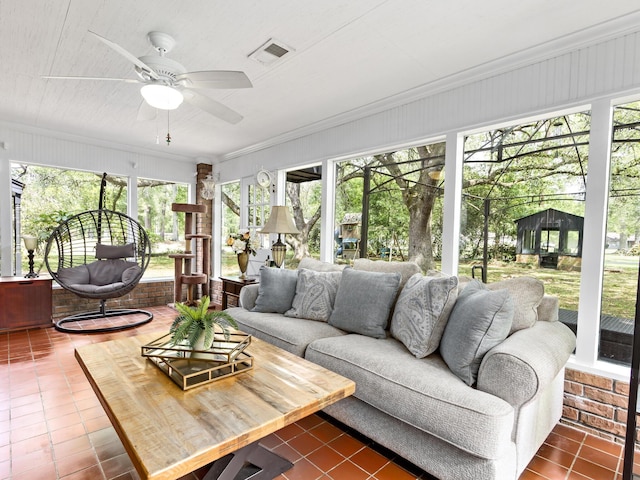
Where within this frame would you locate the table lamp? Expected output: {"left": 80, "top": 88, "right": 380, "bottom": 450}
{"left": 22, "top": 235, "right": 38, "bottom": 278}
{"left": 260, "top": 206, "right": 300, "bottom": 268}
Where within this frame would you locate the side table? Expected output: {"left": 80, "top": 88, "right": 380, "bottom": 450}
{"left": 220, "top": 276, "right": 259, "bottom": 309}
{"left": 0, "top": 276, "right": 53, "bottom": 331}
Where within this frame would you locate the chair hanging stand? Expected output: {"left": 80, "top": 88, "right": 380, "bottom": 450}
{"left": 45, "top": 173, "right": 153, "bottom": 333}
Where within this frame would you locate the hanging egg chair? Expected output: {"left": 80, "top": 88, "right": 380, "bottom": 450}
{"left": 45, "top": 173, "right": 153, "bottom": 333}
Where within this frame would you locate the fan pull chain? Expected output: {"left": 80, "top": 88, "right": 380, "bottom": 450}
{"left": 166, "top": 111, "right": 172, "bottom": 145}
{"left": 155, "top": 110, "right": 160, "bottom": 145}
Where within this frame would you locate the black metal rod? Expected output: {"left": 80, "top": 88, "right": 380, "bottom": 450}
{"left": 623, "top": 257, "right": 640, "bottom": 479}
{"left": 360, "top": 166, "right": 371, "bottom": 259}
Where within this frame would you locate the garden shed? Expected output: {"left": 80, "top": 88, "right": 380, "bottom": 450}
{"left": 514, "top": 208, "right": 583, "bottom": 270}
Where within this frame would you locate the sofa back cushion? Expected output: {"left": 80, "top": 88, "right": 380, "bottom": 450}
{"left": 251, "top": 266, "right": 298, "bottom": 314}
{"left": 390, "top": 273, "right": 459, "bottom": 358}
{"left": 440, "top": 280, "right": 514, "bottom": 386}
{"left": 298, "top": 257, "right": 346, "bottom": 272}
{"left": 285, "top": 268, "right": 342, "bottom": 322}
{"left": 486, "top": 277, "right": 544, "bottom": 333}
{"left": 329, "top": 268, "right": 401, "bottom": 339}
{"left": 352, "top": 258, "right": 420, "bottom": 290}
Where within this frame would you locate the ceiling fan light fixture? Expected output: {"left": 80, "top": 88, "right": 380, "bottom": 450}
{"left": 140, "top": 84, "right": 183, "bottom": 110}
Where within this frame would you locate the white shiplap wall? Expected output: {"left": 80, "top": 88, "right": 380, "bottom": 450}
{"left": 217, "top": 29, "right": 640, "bottom": 179}
{"left": 0, "top": 122, "right": 200, "bottom": 182}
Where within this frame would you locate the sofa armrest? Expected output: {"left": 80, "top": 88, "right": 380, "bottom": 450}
{"left": 476, "top": 320, "right": 575, "bottom": 408}
{"left": 238, "top": 283, "right": 260, "bottom": 310}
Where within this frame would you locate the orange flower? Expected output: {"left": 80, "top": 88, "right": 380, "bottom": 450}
{"left": 226, "top": 236, "right": 234, "bottom": 246}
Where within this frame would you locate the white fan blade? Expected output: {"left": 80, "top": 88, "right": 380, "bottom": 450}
{"left": 183, "top": 89, "right": 243, "bottom": 124}
{"left": 88, "top": 31, "right": 159, "bottom": 80}
{"left": 176, "top": 71, "right": 252, "bottom": 89}
{"left": 136, "top": 100, "right": 157, "bottom": 121}
{"left": 42, "top": 75, "right": 141, "bottom": 83}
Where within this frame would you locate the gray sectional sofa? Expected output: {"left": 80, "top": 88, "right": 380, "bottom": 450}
{"left": 224, "top": 258, "right": 576, "bottom": 480}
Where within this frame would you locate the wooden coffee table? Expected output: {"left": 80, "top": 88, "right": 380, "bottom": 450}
{"left": 75, "top": 332, "right": 355, "bottom": 480}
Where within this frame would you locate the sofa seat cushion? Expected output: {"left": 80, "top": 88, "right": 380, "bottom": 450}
{"left": 226, "top": 307, "right": 346, "bottom": 357}
{"left": 306, "top": 334, "right": 514, "bottom": 459}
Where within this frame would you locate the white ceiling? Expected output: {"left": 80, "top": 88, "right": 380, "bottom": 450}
{"left": 2, "top": 1, "right": 640, "bottom": 160}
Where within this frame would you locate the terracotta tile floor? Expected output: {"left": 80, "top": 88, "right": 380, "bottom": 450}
{"left": 0, "top": 304, "right": 637, "bottom": 479}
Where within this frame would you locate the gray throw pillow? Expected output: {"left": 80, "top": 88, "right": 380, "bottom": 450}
{"left": 328, "top": 268, "right": 401, "bottom": 339}
{"left": 285, "top": 269, "right": 342, "bottom": 322}
{"left": 440, "top": 280, "right": 514, "bottom": 386}
{"left": 390, "top": 273, "right": 459, "bottom": 358}
{"left": 252, "top": 266, "right": 298, "bottom": 314}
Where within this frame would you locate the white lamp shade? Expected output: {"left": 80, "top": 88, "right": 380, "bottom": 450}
{"left": 260, "top": 206, "right": 300, "bottom": 235}
{"left": 22, "top": 235, "right": 37, "bottom": 251}
{"left": 140, "top": 84, "right": 184, "bottom": 110}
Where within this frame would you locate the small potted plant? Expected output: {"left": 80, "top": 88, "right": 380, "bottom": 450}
{"left": 169, "top": 296, "right": 238, "bottom": 351}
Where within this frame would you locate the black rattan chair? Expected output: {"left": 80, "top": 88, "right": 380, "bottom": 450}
{"left": 45, "top": 174, "right": 153, "bottom": 333}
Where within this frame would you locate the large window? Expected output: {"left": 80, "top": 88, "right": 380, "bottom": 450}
{"left": 11, "top": 165, "right": 128, "bottom": 276}
{"left": 462, "top": 112, "right": 590, "bottom": 341}
{"left": 137, "top": 178, "right": 188, "bottom": 278}
{"left": 334, "top": 143, "right": 445, "bottom": 269}
{"left": 220, "top": 181, "right": 241, "bottom": 276}
{"left": 600, "top": 100, "right": 640, "bottom": 365}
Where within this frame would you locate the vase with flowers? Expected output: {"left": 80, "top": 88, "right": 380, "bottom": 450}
{"left": 227, "top": 229, "right": 256, "bottom": 278}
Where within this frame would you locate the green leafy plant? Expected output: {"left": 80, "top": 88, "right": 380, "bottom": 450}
{"left": 169, "top": 296, "right": 238, "bottom": 349}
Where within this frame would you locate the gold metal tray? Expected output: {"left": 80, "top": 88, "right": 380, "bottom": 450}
{"left": 141, "top": 332, "right": 253, "bottom": 390}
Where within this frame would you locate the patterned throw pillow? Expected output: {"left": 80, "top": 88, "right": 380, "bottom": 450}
{"left": 390, "top": 273, "right": 459, "bottom": 358}
{"left": 285, "top": 268, "right": 342, "bottom": 322}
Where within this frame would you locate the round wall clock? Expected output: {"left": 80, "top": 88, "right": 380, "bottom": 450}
{"left": 256, "top": 169, "right": 272, "bottom": 188}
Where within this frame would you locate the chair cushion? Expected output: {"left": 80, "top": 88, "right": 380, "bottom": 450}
{"left": 122, "top": 265, "right": 142, "bottom": 284}
{"left": 252, "top": 266, "right": 298, "bottom": 314}
{"left": 390, "top": 273, "right": 459, "bottom": 358}
{"left": 440, "top": 280, "right": 514, "bottom": 386}
{"left": 285, "top": 268, "right": 342, "bottom": 322}
{"left": 95, "top": 243, "right": 135, "bottom": 259}
{"left": 56, "top": 264, "right": 90, "bottom": 285}
{"left": 85, "top": 259, "right": 138, "bottom": 286}
{"left": 329, "top": 268, "right": 400, "bottom": 339}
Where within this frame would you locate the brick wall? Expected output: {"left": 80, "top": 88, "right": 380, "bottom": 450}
{"left": 52, "top": 280, "right": 175, "bottom": 319}
{"left": 563, "top": 367, "right": 633, "bottom": 446}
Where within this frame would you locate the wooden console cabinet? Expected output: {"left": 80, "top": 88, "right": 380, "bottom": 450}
{"left": 0, "top": 277, "right": 53, "bottom": 331}
{"left": 220, "top": 276, "right": 259, "bottom": 309}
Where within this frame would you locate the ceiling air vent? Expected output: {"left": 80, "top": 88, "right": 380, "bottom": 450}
{"left": 249, "top": 39, "right": 293, "bottom": 65}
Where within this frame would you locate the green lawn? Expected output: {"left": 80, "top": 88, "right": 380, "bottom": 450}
{"left": 460, "top": 253, "right": 639, "bottom": 319}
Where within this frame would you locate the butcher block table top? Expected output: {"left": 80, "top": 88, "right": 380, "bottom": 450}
{"left": 75, "top": 332, "right": 355, "bottom": 480}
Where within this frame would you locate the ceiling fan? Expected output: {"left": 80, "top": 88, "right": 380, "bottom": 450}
{"left": 44, "top": 31, "right": 252, "bottom": 124}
